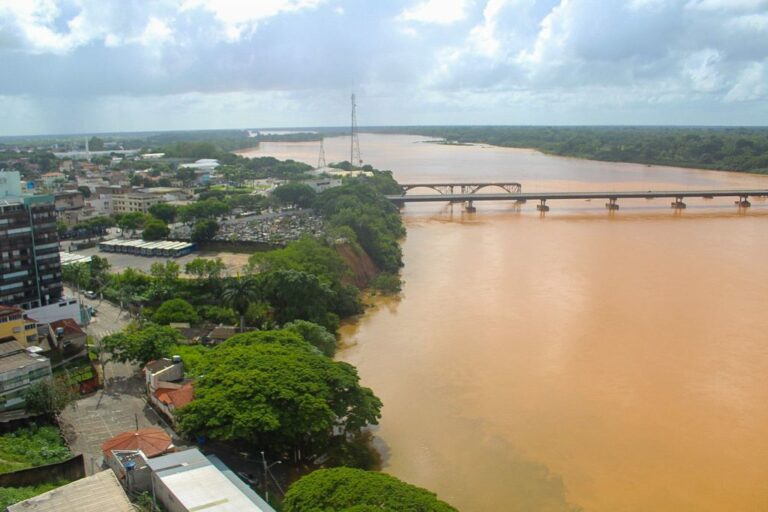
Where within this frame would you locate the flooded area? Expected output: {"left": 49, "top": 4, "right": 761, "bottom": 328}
{"left": 242, "top": 134, "right": 768, "bottom": 511}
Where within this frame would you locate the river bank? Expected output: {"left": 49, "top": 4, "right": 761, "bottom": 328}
{"left": 249, "top": 133, "right": 768, "bottom": 512}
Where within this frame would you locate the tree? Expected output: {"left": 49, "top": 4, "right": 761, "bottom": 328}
{"left": 184, "top": 257, "right": 226, "bottom": 281}
{"left": 272, "top": 182, "right": 317, "bottom": 209}
{"left": 174, "top": 331, "right": 382, "bottom": 456}
{"left": 101, "top": 323, "right": 182, "bottom": 365}
{"left": 257, "top": 270, "right": 336, "bottom": 329}
{"left": 152, "top": 298, "right": 200, "bottom": 325}
{"left": 283, "top": 467, "right": 458, "bottom": 512}
{"left": 117, "top": 212, "right": 146, "bottom": 236}
{"left": 283, "top": 320, "right": 337, "bottom": 357}
{"left": 142, "top": 218, "right": 169, "bottom": 241}
{"left": 191, "top": 219, "right": 219, "bottom": 243}
{"left": 148, "top": 203, "right": 178, "bottom": 224}
{"left": 221, "top": 276, "right": 260, "bottom": 332}
{"left": 88, "top": 136, "right": 105, "bottom": 151}
{"left": 77, "top": 185, "right": 91, "bottom": 198}
{"left": 24, "top": 378, "right": 76, "bottom": 417}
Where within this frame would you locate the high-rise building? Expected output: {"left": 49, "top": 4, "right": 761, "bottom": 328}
{"left": 0, "top": 171, "right": 63, "bottom": 309}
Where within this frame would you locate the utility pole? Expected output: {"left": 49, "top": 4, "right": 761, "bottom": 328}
{"left": 317, "top": 137, "right": 327, "bottom": 169}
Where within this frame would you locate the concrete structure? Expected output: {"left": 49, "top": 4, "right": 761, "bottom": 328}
{"left": 301, "top": 177, "right": 342, "bottom": 193}
{"left": 0, "top": 172, "right": 63, "bottom": 310}
{"left": 24, "top": 296, "right": 83, "bottom": 326}
{"left": 49, "top": 318, "right": 87, "bottom": 353}
{"left": 0, "top": 305, "right": 38, "bottom": 345}
{"left": 106, "top": 449, "right": 153, "bottom": 493}
{"left": 388, "top": 183, "right": 768, "bottom": 212}
{"left": 54, "top": 190, "right": 85, "bottom": 211}
{"left": 147, "top": 448, "right": 275, "bottom": 512}
{"left": 112, "top": 192, "right": 163, "bottom": 214}
{"left": 7, "top": 469, "right": 134, "bottom": 512}
{"left": 0, "top": 339, "right": 52, "bottom": 411}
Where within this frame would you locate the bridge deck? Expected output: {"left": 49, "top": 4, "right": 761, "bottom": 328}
{"left": 386, "top": 189, "right": 768, "bottom": 202}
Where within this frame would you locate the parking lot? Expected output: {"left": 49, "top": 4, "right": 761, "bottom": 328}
{"left": 64, "top": 246, "right": 251, "bottom": 274}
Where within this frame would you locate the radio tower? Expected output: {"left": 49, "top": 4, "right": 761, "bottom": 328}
{"left": 317, "top": 137, "right": 327, "bottom": 169}
{"left": 350, "top": 93, "right": 362, "bottom": 167}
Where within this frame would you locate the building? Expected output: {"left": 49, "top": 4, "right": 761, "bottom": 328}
{"left": 7, "top": 470, "right": 134, "bottom": 512}
{"left": 144, "top": 358, "right": 193, "bottom": 425}
{"left": 0, "top": 171, "right": 64, "bottom": 310}
{"left": 146, "top": 448, "right": 275, "bottom": 512}
{"left": 301, "top": 177, "right": 342, "bottom": 193}
{"left": 54, "top": 190, "right": 85, "bottom": 211}
{"left": 49, "top": 318, "right": 87, "bottom": 353}
{"left": 0, "top": 305, "right": 38, "bottom": 345}
{"left": 112, "top": 192, "right": 163, "bottom": 214}
{"left": 0, "top": 339, "right": 52, "bottom": 411}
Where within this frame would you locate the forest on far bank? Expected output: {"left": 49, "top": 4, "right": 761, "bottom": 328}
{"left": 376, "top": 126, "right": 768, "bottom": 174}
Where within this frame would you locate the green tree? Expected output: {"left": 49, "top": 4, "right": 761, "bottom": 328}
{"left": 152, "top": 298, "right": 200, "bottom": 325}
{"left": 221, "top": 276, "right": 260, "bottom": 332}
{"left": 272, "top": 182, "right": 317, "bottom": 208}
{"left": 117, "top": 212, "right": 147, "bottom": 236}
{"left": 24, "top": 378, "right": 76, "bottom": 417}
{"left": 257, "top": 270, "right": 336, "bottom": 329}
{"left": 142, "top": 218, "right": 170, "bottom": 241}
{"left": 191, "top": 219, "right": 219, "bottom": 243}
{"left": 101, "top": 323, "right": 182, "bottom": 365}
{"left": 283, "top": 320, "right": 337, "bottom": 357}
{"left": 88, "top": 136, "right": 105, "bottom": 151}
{"left": 175, "top": 331, "right": 382, "bottom": 455}
{"left": 184, "top": 257, "right": 226, "bottom": 281}
{"left": 148, "top": 203, "right": 178, "bottom": 224}
{"left": 283, "top": 467, "right": 457, "bottom": 512}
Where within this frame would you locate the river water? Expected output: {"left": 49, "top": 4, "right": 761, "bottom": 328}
{"left": 240, "top": 135, "right": 768, "bottom": 512}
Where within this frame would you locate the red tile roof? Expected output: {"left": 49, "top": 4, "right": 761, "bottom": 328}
{"left": 50, "top": 318, "right": 85, "bottom": 336}
{"left": 154, "top": 382, "right": 194, "bottom": 409}
{"left": 101, "top": 428, "right": 172, "bottom": 459}
{"left": 0, "top": 306, "right": 23, "bottom": 318}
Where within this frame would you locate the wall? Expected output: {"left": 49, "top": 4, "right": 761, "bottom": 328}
{"left": 0, "top": 454, "right": 85, "bottom": 487}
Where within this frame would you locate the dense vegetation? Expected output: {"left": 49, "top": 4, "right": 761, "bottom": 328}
{"left": 0, "top": 481, "right": 68, "bottom": 509}
{"left": 174, "top": 330, "right": 382, "bottom": 462}
{"left": 0, "top": 425, "right": 71, "bottom": 474}
{"left": 386, "top": 126, "right": 768, "bottom": 174}
{"left": 283, "top": 467, "right": 458, "bottom": 512}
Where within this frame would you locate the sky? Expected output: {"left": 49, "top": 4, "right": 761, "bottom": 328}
{"left": 0, "top": 0, "right": 767, "bottom": 135}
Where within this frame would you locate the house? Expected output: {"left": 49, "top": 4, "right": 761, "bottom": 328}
{"left": 207, "top": 325, "right": 238, "bottom": 344}
{"left": 146, "top": 448, "right": 276, "bottom": 512}
{"left": 8, "top": 470, "right": 134, "bottom": 512}
{"left": 0, "top": 339, "right": 52, "bottom": 411}
{"left": 0, "top": 305, "right": 38, "bottom": 346}
{"left": 144, "top": 357, "right": 194, "bottom": 424}
{"left": 49, "top": 318, "right": 87, "bottom": 354}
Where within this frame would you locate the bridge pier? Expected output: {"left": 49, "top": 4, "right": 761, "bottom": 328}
{"left": 536, "top": 199, "right": 549, "bottom": 212}
{"left": 605, "top": 197, "right": 619, "bottom": 210}
{"left": 735, "top": 195, "right": 751, "bottom": 208}
{"left": 465, "top": 200, "right": 476, "bottom": 213}
{"left": 671, "top": 197, "right": 686, "bottom": 209}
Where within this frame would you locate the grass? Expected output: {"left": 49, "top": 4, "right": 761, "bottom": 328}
{"left": 0, "top": 425, "right": 71, "bottom": 474}
{"left": 0, "top": 481, "right": 70, "bottom": 509}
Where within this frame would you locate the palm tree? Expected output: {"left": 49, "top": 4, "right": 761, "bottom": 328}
{"left": 221, "top": 275, "right": 260, "bottom": 332}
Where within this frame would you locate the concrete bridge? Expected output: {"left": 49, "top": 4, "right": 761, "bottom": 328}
{"left": 387, "top": 185, "right": 768, "bottom": 212}
{"left": 399, "top": 182, "right": 522, "bottom": 195}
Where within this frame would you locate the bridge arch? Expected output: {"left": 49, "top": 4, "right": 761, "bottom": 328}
{"left": 399, "top": 182, "right": 522, "bottom": 196}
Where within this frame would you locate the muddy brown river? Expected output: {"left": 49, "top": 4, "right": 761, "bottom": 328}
{"left": 241, "top": 134, "right": 768, "bottom": 511}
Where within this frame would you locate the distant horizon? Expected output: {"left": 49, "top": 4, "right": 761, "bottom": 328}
{"left": 3, "top": 123, "right": 768, "bottom": 141}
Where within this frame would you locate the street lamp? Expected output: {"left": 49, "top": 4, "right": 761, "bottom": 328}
{"left": 260, "top": 451, "right": 282, "bottom": 503}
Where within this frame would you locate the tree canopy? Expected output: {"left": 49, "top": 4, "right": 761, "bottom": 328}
{"left": 152, "top": 298, "right": 200, "bottom": 325}
{"left": 101, "top": 323, "right": 182, "bottom": 365}
{"left": 174, "top": 330, "right": 381, "bottom": 455}
{"left": 141, "top": 217, "right": 169, "bottom": 241}
{"left": 283, "top": 467, "right": 458, "bottom": 512}
{"left": 272, "top": 182, "right": 317, "bottom": 209}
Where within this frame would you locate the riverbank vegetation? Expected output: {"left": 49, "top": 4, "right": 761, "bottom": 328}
{"left": 382, "top": 126, "right": 768, "bottom": 174}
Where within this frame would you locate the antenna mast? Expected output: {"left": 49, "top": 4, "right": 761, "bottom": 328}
{"left": 350, "top": 94, "right": 362, "bottom": 167}
{"left": 317, "top": 137, "right": 327, "bottom": 169}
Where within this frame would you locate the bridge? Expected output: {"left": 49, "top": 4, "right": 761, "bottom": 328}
{"left": 387, "top": 184, "right": 768, "bottom": 212}
{"left": 399, "top": 182, "right": 522, "bottom": 195}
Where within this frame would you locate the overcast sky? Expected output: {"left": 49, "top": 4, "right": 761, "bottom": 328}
{"left": 0, "top": 0, "right": 767, "bottom": 135}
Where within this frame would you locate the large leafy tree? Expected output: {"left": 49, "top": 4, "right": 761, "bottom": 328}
{"left": 152, "top": 298, "right": 200, "bottom": 325}
{"left": 174, "top": 331, "right": 381, "bottom": 456}
{"left": 257, "top": 269, "right": 335, "bottom": 329}
{"left": 148, "top": 203, "right": 178, "bottom": 224}
{"left": 283, "top": 467, "right": 458, "bottom": 512}
{"left": 141, "top": 217, "right": 170, "bottom": 241}
{"left": 271, "top": 182, "right": 316, "bottom": 208}
{"left": 221, "top": 275, "right": 260, "bottom": 332}
{"left": 101, "top": 323, "right": 182, "bottom": 365}
{"left": 283, "top": 320, "right": 337, "bottom": 357}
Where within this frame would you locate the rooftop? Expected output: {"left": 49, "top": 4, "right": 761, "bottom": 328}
{"left": 7, "top": 470, "right": 133, "bottom": 512}
{"left": 155, "top": 382, "right": 194, "bottom": 409}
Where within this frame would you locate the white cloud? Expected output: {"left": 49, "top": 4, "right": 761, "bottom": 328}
{"left": 180, "top": 0, "right": 324, "bottom": 40}
{"left": 683, "top": 49, "right": 723, "bottom": 92}
{"left": 724, "top": 61, "right": 767, "bottom": 101}
{"left": 398, "top": 0, "right": 471, "bottom": 24}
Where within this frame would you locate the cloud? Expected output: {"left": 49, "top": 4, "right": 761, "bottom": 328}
{"left": 398, "top": 0, "right": 472, "bottom": 24}
{"left": 0, "top": 0, "right": 767, "bottom": 135}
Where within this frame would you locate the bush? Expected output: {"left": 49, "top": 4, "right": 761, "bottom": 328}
{"left": 372, "top": 273, "right": 402, "bottom": 294}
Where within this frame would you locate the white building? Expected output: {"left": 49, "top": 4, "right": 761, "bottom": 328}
{"left": 146, "top": 448, "right": 275, "bottom": 512}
